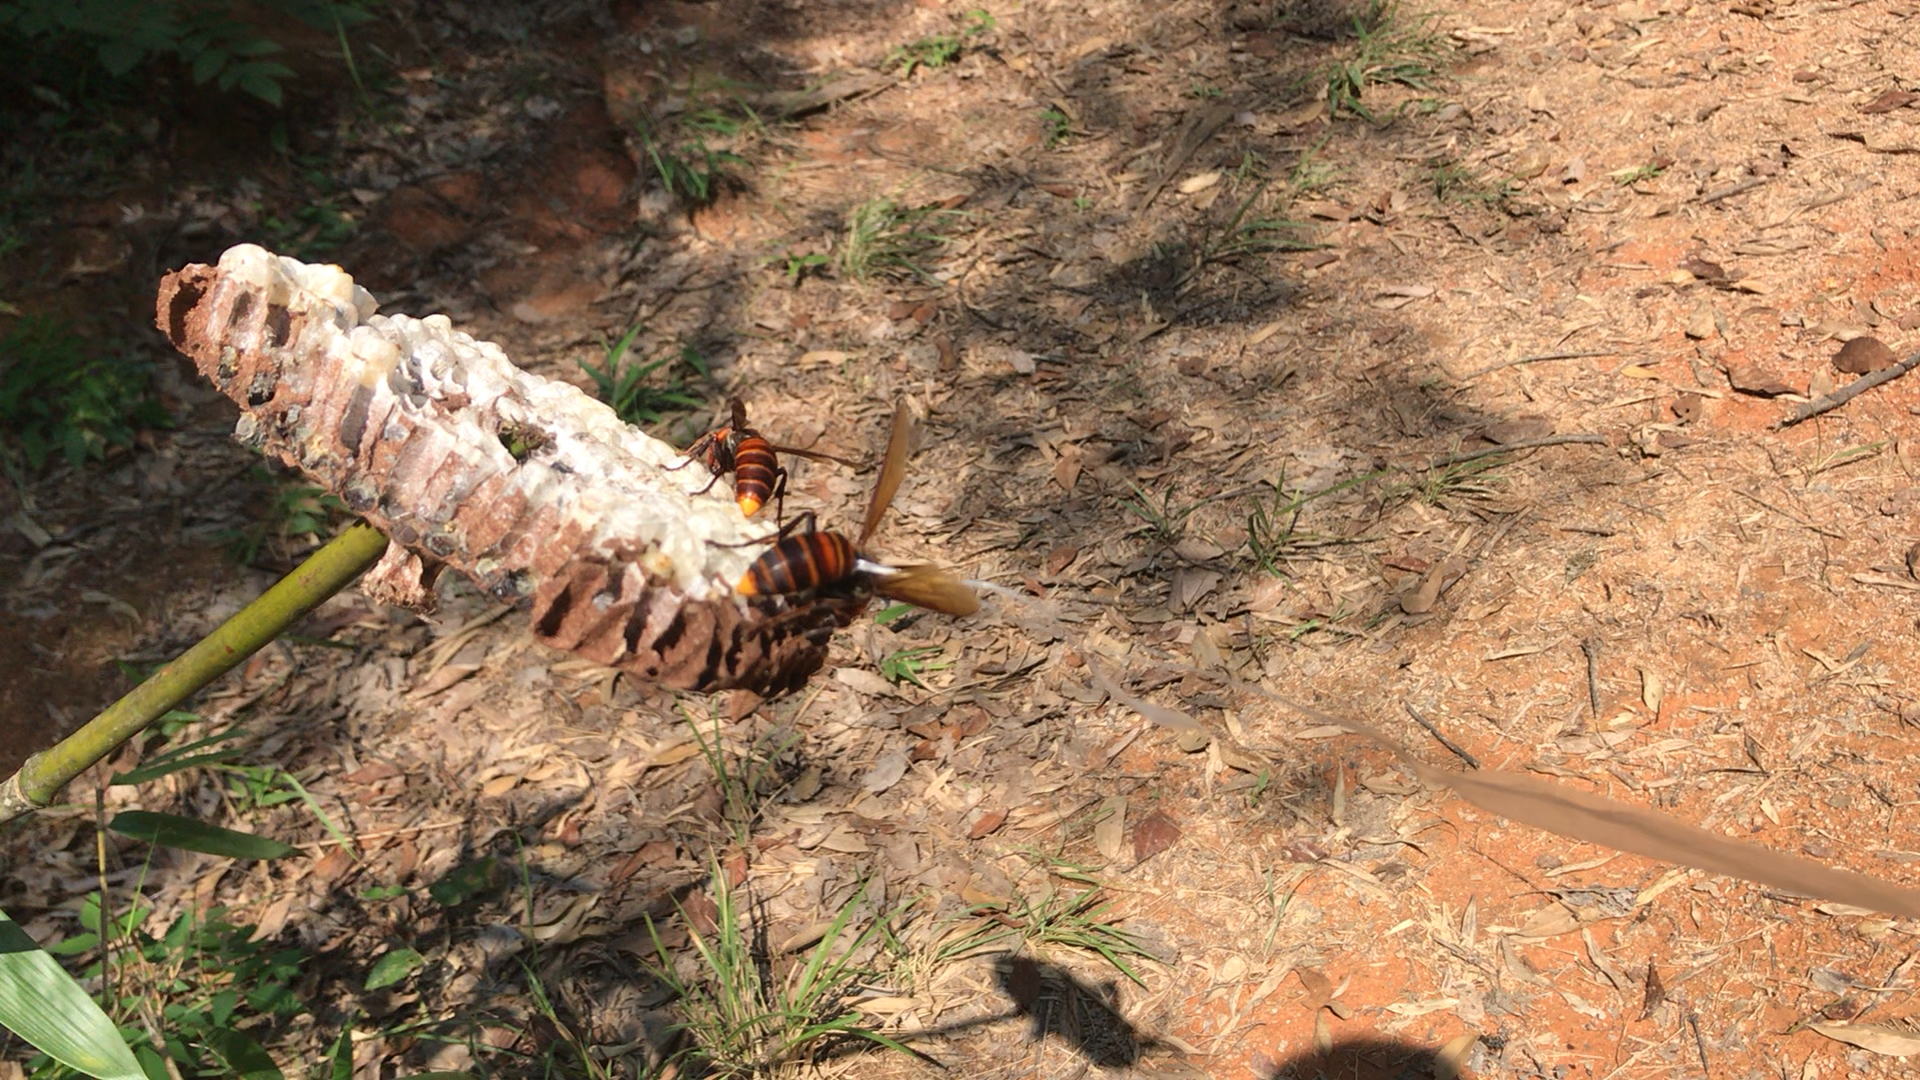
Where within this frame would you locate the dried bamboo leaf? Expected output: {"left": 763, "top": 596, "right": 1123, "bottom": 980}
{"left": 1807, "top": 1020, "right": 1920, "bottom": 1056}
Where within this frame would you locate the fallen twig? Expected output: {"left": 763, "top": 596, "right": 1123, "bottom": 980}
{"left": 1775, "top": 348, "right": 1920, "bottom": 428}
{"left": 1581, "top": 638, "right": 1602, "bottom": 721}
{"left": 1430, "top": 433, "right": 1609, "bottom": 468}
{"left": 1458, "top": 350, "right": 1614, "bottom": 381}
{"left": 1404, "top": 702, "right": 1479, "bottom": 768}
{"left": 1133, "top": 100, "right": 1238, "bottom": 212}
{"left": 1701, "top": 176, "right": 1769, "bottom": 204}
{"left": 1733, "top": 488, "right": 1847, "bottom": 539}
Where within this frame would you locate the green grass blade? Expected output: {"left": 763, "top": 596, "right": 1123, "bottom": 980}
{"left": 0, "top": 907, "right": 145, "bottom": 1080}
{"left": 109, "top": 746, "right": 245, "bottom": 786}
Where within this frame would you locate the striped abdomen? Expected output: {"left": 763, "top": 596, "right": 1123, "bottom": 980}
{"left": 731, "top": 434, "right": 782, "bottom": 517}
{"left": 737, "top": 531, "right": 858, "bottom": 596}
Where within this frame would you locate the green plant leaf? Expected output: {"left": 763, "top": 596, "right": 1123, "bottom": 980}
{"left": 111, "top": 747, "right": 244, "bottom": 786}
{"left": 201, "top": 1025, "right": 285, "bottom": 1079}
{"left": 0, "top": 907, "right": 145, "bottom": 1080}
{"left": 872, "top": 603, "right": 914, "bottom": 625}
{"left": 427, "top": 858, "right": 499, "bottom": 907}
{"left": 191, "top": 46, "right": 228, "bottom": 84}
{"left": 95, "top": 37, "right": 147, "bottom": 75}
{"left": 365, "top": 947, "right": 423, "bottom": 990}
{"left": 108, "top": 811, "right": 295, "bottom": 860}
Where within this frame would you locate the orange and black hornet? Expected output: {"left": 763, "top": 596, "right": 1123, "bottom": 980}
{"left": 736, "top": 401, "right": 979, "bottom": 618}
{"left": 675, "top": 398, "right": 857, "bottom": 519}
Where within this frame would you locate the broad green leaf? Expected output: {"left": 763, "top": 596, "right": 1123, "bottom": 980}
{"left": 108, "top": 811, "right": 295, "bottom": 860}
{"left": 45, "top": 932, "right": 100, "bottom": 956}
{"left": 365, "top": 948, "right": 423, "bottom": 990}
{"left": 428, "top": 859, "right": 498, "bottom": 907}
{"left": 0, "top": 908, "right": 144, "bottom": 1080}
{"left": 95, "top": 37, "right": 146, "bottom": 75}
{"left": 201, "top": 1026, "right": 285, "bottom": 1079}
{"left": 873, "top": 603, "right": 914, "bottom": 625}
{"left": 191, "top": 47, "right": 227, "bottom": 85}
{"left": 322, "top": 1019, "right": 354, "bottom": 1080}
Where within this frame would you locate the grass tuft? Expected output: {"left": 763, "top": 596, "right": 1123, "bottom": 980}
{"left": 0, "top": 315, "right": 170, "bottom": 478}
{"left": 578, "top": 326, "right": 708, "bottom": 428}
{"left": 886, "top": 9, "right": 996, "bottom": 75}
{"left": 645, "top": 863, "right": 919, "bottom": 1076}
{"left": 836, "top": 197, "right": 968, "bottom": 283}
{"left": 922, "top": 861, "right": 1158, "bottom": 986}
{"left": 1324, "top": 2, "right": 1450, "bottom": 122}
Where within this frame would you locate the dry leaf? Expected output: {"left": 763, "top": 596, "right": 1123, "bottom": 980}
{"left": 861, "top": 749, "right": 910, "bottom": 794}
{"left": 1179, "top": 170, "right": 1223, "bottom": 194}
{"left": 1860, "top": 89, "right": 1920, "bottom": 114}
{"left": 1273, "top": 97, "right": 1329, "bottom": 131}
{"left": 1384, "top": 997, "right": 1459, "bottom": 1017}
{"left": 1640, "top": 668, "right": 1663, "bottom": 715}
{"left": 1400, "top": 561, "right": 1448, "bottom": 614}
{"left": 1051, "top": 443, "right": 1083, "bottom": 493}
{"left": 1086, "top": 658, "right": 1199, "bottom": 731}
{"left": 1835, "top": 335, "right": 1897, "bottom": 374}
{"left": 1619, "top": 363, "right": 1663, "bottom": 379}
{"left": 968, "top": 808, "right": 1008, "bottom": 839}
{"left": 1808, "top": 1021, "right": 1920, "bottom": 1056}
{"left": 1248, "top": 319, "right": 1286, "bottom": 345}
{"left": 1172, "top": 567, "right": 1223, "bottom": 610}
{"left": 1509, "top": 146, "right": 1551, "bottom": 179}
{"left": 1516, "top": 901, "right": 1584, "bottom": 939}
{"left": 1727, "top": 363, "right": 1795, "bottom": 396}
{"left": 1482, "top": 417, "right": 1553, "bottom": 443}
{"left": 1373, "top": 284, "right": 1436, "bottom": 310}
{"left": 836, "top": 668, "right": 896, "bottom": 697}
{"left": 1435, "top": 1032, "right": 1478, "bottom": 1080}
{"left": 1679, "top": 256, "right": 1734, "bottom": 284}
{"left": 1685, "top": 301, "right": 1718, "bottom": 340}
{"left": 1094, "top": 794, "right": 1128, "bottom": 862}
{"left": 1295, "top": 199, "right": 1353, "bottom": 220}
{"left": 1296, "top": 968, "right": 1333, "bottom": 1008}
{"left": 1640, "top": 960, "right": 1666, "bottom": 1018}
{"left": 1282, "top": 838, "right": 1330, "bottom": 862}
{"left": 1132, "top": 809, "right": 1182, "bottom": 862}
{"left": 1190, "top": 631, "right": 1224, "bottom": 670}
{"left": 1828, "top": 129, "right": 1920, "bottom": 153}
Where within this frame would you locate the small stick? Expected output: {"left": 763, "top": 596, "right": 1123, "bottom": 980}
{"left": 1686, "top": 1011, "right": 1711, "bottom": 1078}
{"left": 1701, "top": 176, "right": 1769, "bottom": 204}
{"left": 1404, "top": 702, "right": 1480, "bottom": 768}
{"left": 1775, "top": 349, "right": 1920, "bottom": 428}
{"left": 1458, "top": 350, "right": 1614, "bottom": 381}
{"left": 1430, "top": 433, "right": 1608, "bottom": 469}
{"left": 1581, "top": 638, "right": 1602, "bottom": 721}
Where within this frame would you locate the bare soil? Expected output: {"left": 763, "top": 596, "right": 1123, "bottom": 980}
{"left": 10, "top": 0, "right": 1920, "bottom": 1076}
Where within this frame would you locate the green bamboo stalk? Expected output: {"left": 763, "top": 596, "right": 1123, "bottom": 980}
{"left": 0, "top": 522, "right": 390, "bottom": 824}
